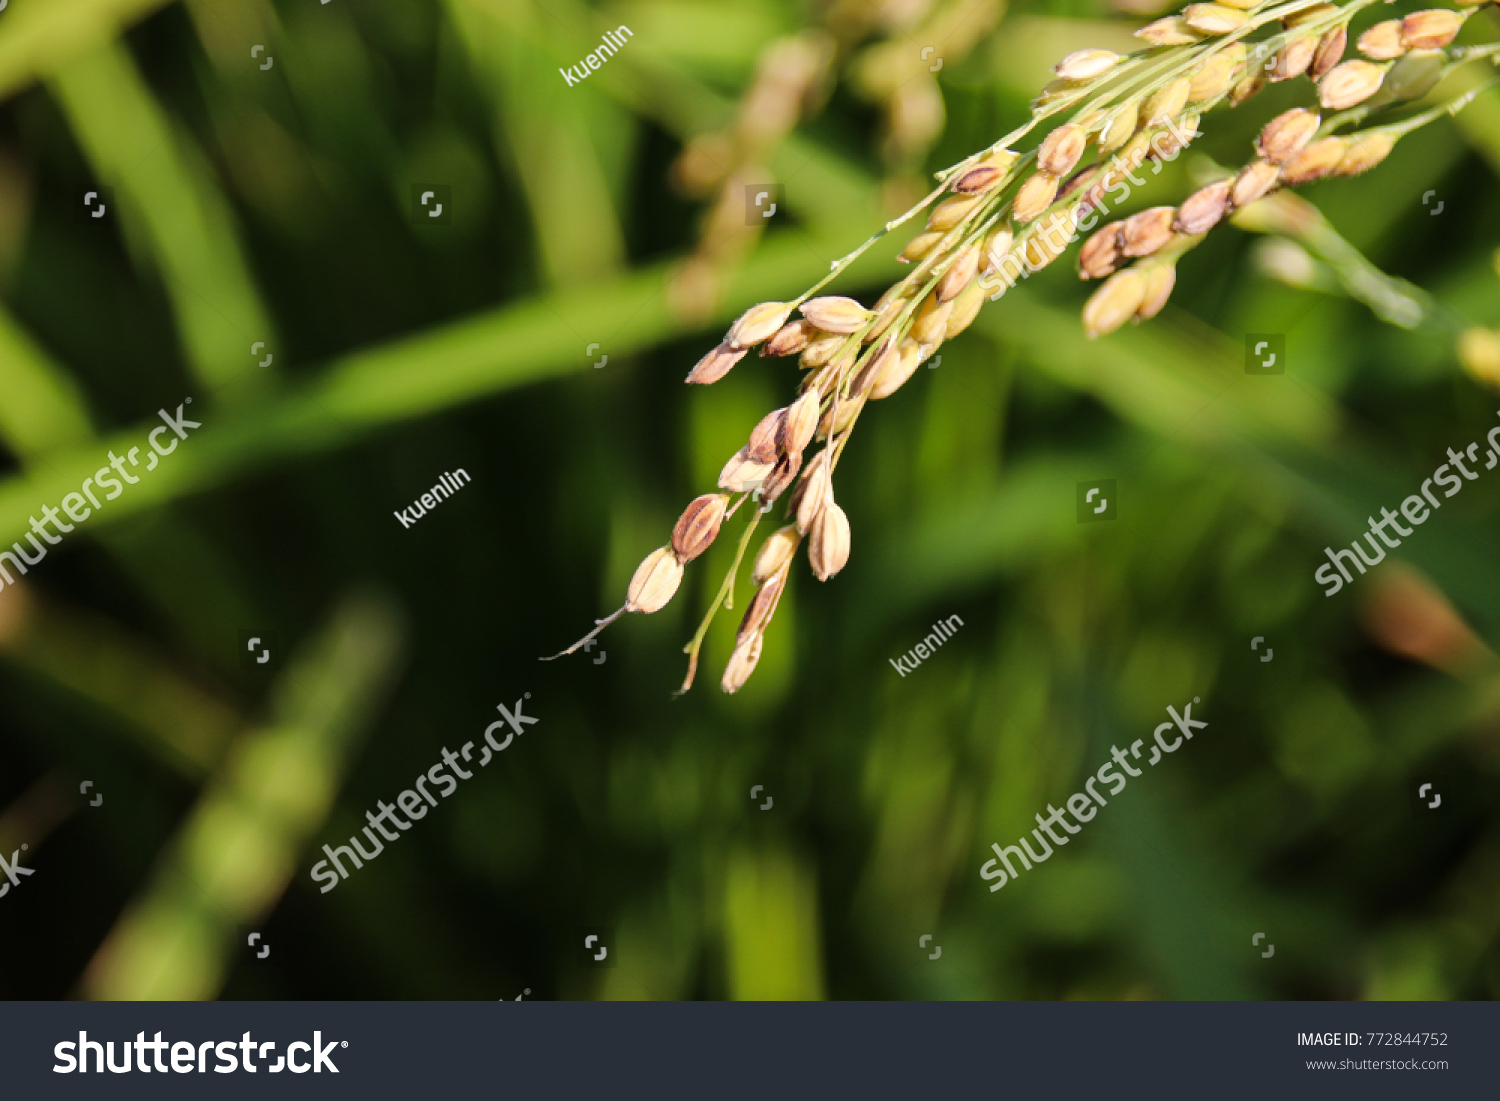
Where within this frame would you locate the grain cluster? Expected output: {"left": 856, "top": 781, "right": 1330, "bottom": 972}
{"left": 549, "top": 0, "right": 1498, "bottom": 693}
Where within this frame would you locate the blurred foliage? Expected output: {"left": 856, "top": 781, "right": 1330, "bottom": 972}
{"left": 0, "top": 0, "right": 1498, "bottom": 1003}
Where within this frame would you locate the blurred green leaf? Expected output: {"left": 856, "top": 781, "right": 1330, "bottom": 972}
{"left": 50, "top": 38, "right": 276, "bottom": 398}
{"left": 82, "top": 593, "right": 403, "bottom": 1000}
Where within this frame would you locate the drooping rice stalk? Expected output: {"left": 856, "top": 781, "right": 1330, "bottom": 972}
{"left": 546, "top": 0, "right": 1500, "bottom": 694}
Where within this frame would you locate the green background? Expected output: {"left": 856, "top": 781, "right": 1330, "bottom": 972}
{"left": 0, "top": 0, "right": 1498, "bottom": 1001}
